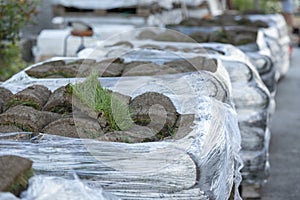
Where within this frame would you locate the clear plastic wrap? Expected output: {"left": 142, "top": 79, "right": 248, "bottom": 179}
{"left": 245, "top": 14, "right": 290, "bottom": 78}
{"left": 158, "top": 12, "right": 288, "bottom": 80}
{"left": 0, "top": 97, "right": 242, "bottom": 199}
{"left": 22, "top": 175, "right": 120, "bottom": 200}
{"left": 0, "top": 51, "right": 242, "bottom": 199}
{"left": 0, "top": 192, "right": 19, "bottom": 200}
{"left": 80, "top": 27, "right": 276, "bottom": 95}
{"left": 136, "top": 24, "right": 276, "bottom": 94}
{"left": 240, "top": 128, "right": 270, "bottom": 184}
{"left": 52, "top": 0, "right": 175, "bottom": 10}
{"left": 52, "top": 0, "right": 211, "bottom": 11}
{"left": 77, "top": 40, "right": 271, "bottom": 186}
{"left": 117, "top": 35, "right": 272, "bottom": 186}
{"left": 0, "top": 175, "right": 120, "bottom": 200}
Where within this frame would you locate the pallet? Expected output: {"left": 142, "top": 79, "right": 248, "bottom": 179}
{"left": 240, "top": 184, "right": 262, "bottom": 199}
{"left": 52, "top": 4, "right": 156, "bottom": 17}
{"left": 52, "top": 5, "right": 108, "bottom": 16}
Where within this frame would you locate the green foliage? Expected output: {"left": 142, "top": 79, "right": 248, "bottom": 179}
{"left": 0, "top": 0, "right": 39, "bottom": 81}
{"left": 232, "top": 0, "right": 281, "bottom": 13}
{"left": 260, "top": 0, "right": 282, "bottom": 13}
{"left": 72, "top": 73, "right": 133, "bottom": 131}
{"left": 232, "top": 0, "right": 255, "bottom": 12}
{"left": 0, "top": 43, "right": 27, "bottom": 81}
{"left": 0, "top": 0, "right": 38, "bottom": 43}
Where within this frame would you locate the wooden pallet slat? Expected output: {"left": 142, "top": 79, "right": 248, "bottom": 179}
{"left": 240, "top": 184, "right": 262, "bottom": 199}
{"left": 52, "top": 4, "right": 153, "bottom": 17}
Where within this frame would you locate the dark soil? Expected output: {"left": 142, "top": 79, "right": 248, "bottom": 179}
{"left": 0, "top": 125, "right": 23, "bottom": 133}
{"left": 43, "top": 85, "right": 73, "bottom": 114}
{"left": 4, "top": 85, "right": 51, "bottom": 111}
{"left": 129, "top": 92, "right": 179, "bottom": 139}
{"left": 0, "top": 84, "right": 193, "bottom": 143}
{"left": 97, "top": 125, "right": 156, "bottom": 143}
{"left": 24, "top": 52, "right": 219, "bottom": 81}
{"left": 42, "top": 115, "right": 104, "bottom": 138}
{"left": 0, "top": 105, "right": 60, "bottom": 132}
{"left": 177, "top": 16, "right": 268, "bottom": 28}
{"left": 26, "top": 59, "right": 96, "bottom": 78}
{"left": 0, "top": 155, "right": 33, "bottom": 196}
{"left": 0, "top": 87, "right": 13, "bottom": 114}
{"left": 2, "top": 53, "right": 211, "bottom": 142}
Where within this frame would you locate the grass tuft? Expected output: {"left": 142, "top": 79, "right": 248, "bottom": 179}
{"left": 72, "top": 72, "right": 133, "bottom": 131}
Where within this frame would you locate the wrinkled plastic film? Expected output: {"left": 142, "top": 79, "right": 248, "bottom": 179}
{"left": 112, "top": 39, "right": 272, "bottom": 186}
{"left": 1, "top": 51, "right": 242, "bottom": 199}
{"left": 22, "top": 175, "right": 120, "bottom": 200}
{"left": 79, "top": 40, "right": 271, "bottom": 186}
{"left": 240, "top": 128, "right": 270, "bottom": 184}
{"left": 187, "top": 97, "right": 242, "bottom": 200}
{"left": 52, "top": 0, "right": 208, "bottom": 10}
{"left": 0, "top": 97, "right": 242, "bottom": 199}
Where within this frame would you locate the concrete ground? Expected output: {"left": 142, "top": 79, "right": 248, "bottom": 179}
{"left": 261, "top": 47, "right": 300, "bottom": 200}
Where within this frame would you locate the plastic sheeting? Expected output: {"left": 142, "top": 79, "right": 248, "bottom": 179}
{"left": 0, "top": 52, "right": 242, "bottom": 199}
{"left": 53, "top": 0, "right": 174, "bottom": 10}
{"left": 244, "top": 14, "right": 290, "bottom": 79}
{"left": 52, "top": 0, "right": 209, "bottom": 10}
{"left": 158, "top": 22, "right": 277, "bottom": 94}
{"left": 0, "top": 96, "right": 242, "bottom": 199}
{"left": 78, "top": 40, "right": 270, "bottom": 108}
{"left": 0, "top": 175, "right": 120, "bottom": 200}
{"left": 77, "top": 40, "right": 271, "bottom": 185}
{"left": 36, "top": 1, "right": 222, "bottom": 60}
{"left": 34, "top": 25, "right": 135, "bottom": 60}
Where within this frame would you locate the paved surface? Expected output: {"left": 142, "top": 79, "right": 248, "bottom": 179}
{"left": 261, "top": 47, "right": 300, "bottom": 200}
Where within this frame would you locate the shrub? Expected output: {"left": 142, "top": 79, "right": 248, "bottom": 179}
{"left": 0, "top": 0, "right": 38, "bottom": 43}
{"left": 0, "top": 43, "right": 26, "bottom": 81}
{"left": 232, "top": 0, "right": 281, "bottom": 13}
{"left": 0, "top": 0, "right": 39, "bottom": 81}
